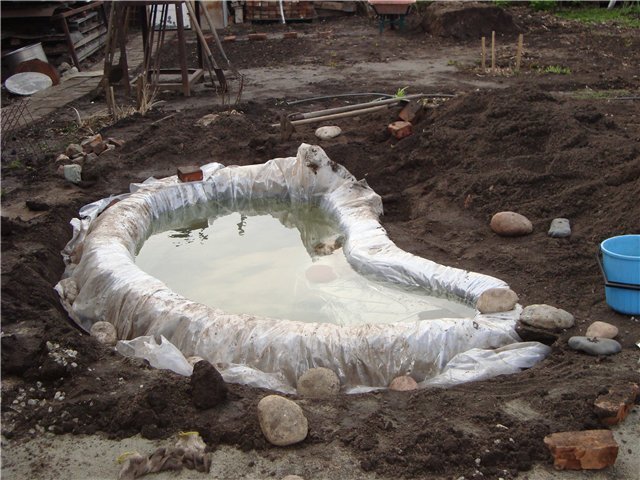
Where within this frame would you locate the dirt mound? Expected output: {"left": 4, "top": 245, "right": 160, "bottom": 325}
{"left": 421, "top": 2, "right": 521, "bottom": 39}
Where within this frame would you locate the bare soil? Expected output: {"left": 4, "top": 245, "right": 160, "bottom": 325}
{"left": 2, "top": 5, "right": 639, "bottom": 480}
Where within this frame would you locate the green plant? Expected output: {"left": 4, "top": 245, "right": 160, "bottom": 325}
{"left": 394, "top": 86, "right": 409, "bottom": 98}
{"left": 530, "top": 0, "right": 556, "bottom": 11}
{"left": 7, "top": 159, "right": 23, "bottom": 170}
{"left": 543, "top": 65, "right": 571, "bottom": 75}
{"left": 555, "top": 5, "right": 640, "bottom": 28}
{"left": 493, "top": 0, "right": 512, "bottom": 7}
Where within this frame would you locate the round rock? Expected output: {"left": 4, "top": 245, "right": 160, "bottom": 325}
{"left": 476, "top": 288, "right": 519, "bottom": 314}
{"left": 389, "top": 375, "right": 418, "bottom": 391}
{"left": 490, "top": 211, "right": 533, "bottom": 237}
{"left": 257, "top": 395, "right": 308, "bottom": 446}
{"left": 585, "top": 321, "right": 618, "bottom": 339}
{"left": 548, "top": 218, "right": 571, "bottom": 238}
{"left": 305, "top": 265, "right": 337, "bottom": 284}
{"left": 568, "top": 336, "right": 622, "bottom": 356}
{"left": 296, "top": 367, "right": 340, "bottom": 398}
{"left": 315, "top": 126, "right": 342, "bottom": 140}
{"left": 520, "top": 304, "right": 574, "bottom": 330}
{"left": 90, "top": 321, "right": 117, "bottom": 346}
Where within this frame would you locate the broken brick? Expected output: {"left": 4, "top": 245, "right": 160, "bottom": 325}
{"left": 398, "top": 100, "right": 425, "bottom": 124}
{"left": 594, "top": 383, "right": 639, "bottom": 426}
{"left": 249, "top": 33, "right": 268, "bottom": 41}
{"left": 177, "top": 166, "right": 203, "bottom": 183}
{"left": 283, "top": 32, "right": 298, "bottom": 39}
{"left": 388, "top": 121, "right": 413, "bottom": 139}
{"left": 223, "top": 35, "right": 237, "bottom": 42}
{"left": 543, "top": 430, "right": 618, "bottom": 470}
{"left": 107, "top": 137, "right": 125, "bottom": 148}
{"left": 82, "top": 136, "right": 106, "bottom": 155}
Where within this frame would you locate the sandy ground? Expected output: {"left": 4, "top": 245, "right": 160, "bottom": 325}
{"left": 2, "top": 408, "right": 638, "bottom": 480}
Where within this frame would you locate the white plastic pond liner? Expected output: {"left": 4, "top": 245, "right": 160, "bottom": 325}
{"left": 55, "top": 144, "right": 550, "bottom": 392}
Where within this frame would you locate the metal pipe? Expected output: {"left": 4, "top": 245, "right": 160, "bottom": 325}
{"left": 288, "top": 94, "right": 426, "bottom": 121}
{"left": 270, "top": 105, "right": 389, "bottom": 127}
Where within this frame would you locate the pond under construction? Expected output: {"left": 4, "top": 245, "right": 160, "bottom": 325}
{"left": 135, "top": 201, "right": 475, "bottom": 326}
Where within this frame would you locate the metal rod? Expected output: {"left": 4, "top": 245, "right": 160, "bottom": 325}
{"left": 288, "top": 94, "right": 426, "bottom": 121}
{"left": 270, "top": 105, "right": 389, "bottom": 128}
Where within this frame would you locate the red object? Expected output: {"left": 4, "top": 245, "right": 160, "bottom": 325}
{"left": 177, "top": 166, "right": 203, "bottom": 182}
{"left": 544, "top": 430, "right": 618, "bottom": 470}
{"left": 248, "top": 33, "right": 268, "bottom": 41}
{"left": 388, "top": 121, "right": 413, "bottom": 139}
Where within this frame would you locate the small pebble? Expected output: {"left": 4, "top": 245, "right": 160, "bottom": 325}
{"left": 490, "top": 211, "right": 533, "bottom": 237}
{"left": 297, "top": 367, "right": 340, "bottom": 398}
{"left": 389, "top": 375, "right": 418, "bottom": 391}
{"left": 585, "top": 321, "right": 618, "bottom": 339}
{"left": 315, "top": 126, "right": 342, "bottom": 140}
{"left": 568, "top": 336, "right": 622, "bottom": 356}
{"left": 548, "top": 218, "right": 571, "bottom": 238}
{"left": 476, "top": 288, "right": 518, "bottom": 314}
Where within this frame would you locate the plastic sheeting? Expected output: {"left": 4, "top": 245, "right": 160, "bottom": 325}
{"left": 55, "top": 144, "right": 550, "bottom": 392}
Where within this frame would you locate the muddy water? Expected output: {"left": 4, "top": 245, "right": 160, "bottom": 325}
{"left": 135, "top": 201, "right": 474, "bottom": 325}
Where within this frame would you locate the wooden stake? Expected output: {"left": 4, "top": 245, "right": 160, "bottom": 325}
{"left": 515, "top": 33, "right": 524, "bottom": 72}
{"left": 481, "top": 36, "right": 486, "bottom": 72}
{"left": 491, "top": 31, "right": 496, "bottom": 73}
{"left": 109, "top": 86, "right": 117, "bottom": 120}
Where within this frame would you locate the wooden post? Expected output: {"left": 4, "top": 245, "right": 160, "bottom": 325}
{"left": 481, "top": 36, "right": 486, "bottom": 73}
{"left": 491, "top": 31, "right": 496, "bottom": 73}
{"left": 108, "top": 86, "right": 117, "bottom": 120}
{"left": 515, "top": 33, "right": 524, "bottom": 72}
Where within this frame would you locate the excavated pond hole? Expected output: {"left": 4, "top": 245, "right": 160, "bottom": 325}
{"left": 135, "top": 200, "right": 474, "bottom": 325}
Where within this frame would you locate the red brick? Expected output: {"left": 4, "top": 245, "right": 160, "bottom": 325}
{"left": 388, "top": 121, "right": 412, "bottom": 139}
{"left": 177, "top": 166, "right": 203, "bottom": 183}
{"left": 249, "top": 33, "right": 268, "bottom": 41}
{"left": 594, "top": 383, "right": 639, "bottom": 426}
{"left": 223, "top": 35, "right": 237, "bottom": 42}
{"left": 85, "top": 138, "right": 107, "bottom": 155}
{"left": 283, "top": 32, "right": 298, "bottom": 39}
{"left": 543, "top": 430, "right": 618, "bottom": 470}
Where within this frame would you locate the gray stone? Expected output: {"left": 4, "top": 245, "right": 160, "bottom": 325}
{"left": 282, "top": 476, "right": 305, "bottom": 480}
{"left": 63, "top": 164, "right": 82, "bottom": 184}
{"left": 548, "top": 218, "right": 571, "bottom": 238}
{"left": 585, "top": 321, "right": 618, "bottom": 339}
{"left": 297, "top": 367, "right": 340, "bottom": 397}
{"left": 83, "top": 152, "right": 99, "bottom": 165}
{"left": 568, "top": 336, "right": 622, "bottom": 356}
{"left": 389, "top": 375, "right": 418, "bottom": 391}
{"left": 90, "top": 321, "right": 117, "bottom": 346}
{"left": 520, "top": 304, "right": 574, "bottom": 330}
{"left": 476, "top": 288, "right": 519, "bottom": 314}
{"left": 490, "top": 211, "right": 533, "bottom": 237}
{"left": 315, "top": 126, "right": 342, "bottom": 140}
{"left": 65, "top": 144, "right": 83, "bottom": 157}
{"left": 257, "top": 395, "right": 308, "bottom": 446}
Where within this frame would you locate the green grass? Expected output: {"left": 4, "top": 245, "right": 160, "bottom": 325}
{"left": 543, "top": 65, "right": 571, "bottom": 75}
{"left": 555, "top": 5, "right": 640, "bottom": 28}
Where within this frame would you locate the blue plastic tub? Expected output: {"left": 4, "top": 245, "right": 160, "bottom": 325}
{"left": 600, "top": 234, "right": 640, "bottom": 315}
